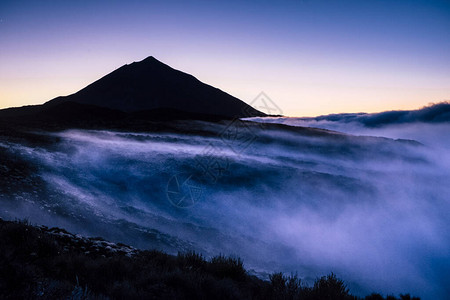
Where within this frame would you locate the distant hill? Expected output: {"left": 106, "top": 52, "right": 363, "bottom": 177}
{"left": 0, "top": 56, "right": 264, "bottom": 126}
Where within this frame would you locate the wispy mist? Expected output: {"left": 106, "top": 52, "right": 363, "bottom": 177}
{"left": 0, "top": 121, "right": 449, "bottom": 299}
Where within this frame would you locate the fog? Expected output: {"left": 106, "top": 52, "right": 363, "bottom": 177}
{"left": 0, "top": 120, "right": 449, "bottom": 299}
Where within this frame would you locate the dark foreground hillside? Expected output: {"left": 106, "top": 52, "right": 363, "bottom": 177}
{"left": 0, "top": 218, "right": 419, "bottom": 300}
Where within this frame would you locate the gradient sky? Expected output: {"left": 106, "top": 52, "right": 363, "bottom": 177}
{"left": 1, "top": 0, "right": 449, "bottom": 117}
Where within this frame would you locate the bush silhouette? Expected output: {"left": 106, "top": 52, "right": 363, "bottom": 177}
{"left": 208, "top": 255, "right": 246, "bottom": 281}
{"left": 177, "top": 251, "right": 206, "bottom": 272}
{"left": 311, "top": 272, "right": 353, "bottom": 300}
{"left": 365, "top": 293, "right": 384, "bottom": 300}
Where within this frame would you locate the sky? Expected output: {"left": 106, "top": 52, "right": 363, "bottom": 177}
{"left": 0, "top": 0, "right": 449, "bottom": 117}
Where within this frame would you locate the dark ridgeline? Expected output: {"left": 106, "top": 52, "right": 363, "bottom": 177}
{"left": 47, "top": 56, "right": 263, "bottom": 117}
{"left": 0, "top": 56, "right": 264, "bottom": 128}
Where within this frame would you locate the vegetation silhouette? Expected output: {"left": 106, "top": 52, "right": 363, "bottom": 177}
{"left": 0, "top": 218, "right": 420, "bottom": 299}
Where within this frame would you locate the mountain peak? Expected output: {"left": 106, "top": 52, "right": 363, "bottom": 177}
{"left": 141, "top": 55, "right": 158, "bottom": 62}
{"left": 44, "top": 56, "right": 264, "bottom": 118}
{"left": 137, "top": 55, "right": 164, "bottom": 65}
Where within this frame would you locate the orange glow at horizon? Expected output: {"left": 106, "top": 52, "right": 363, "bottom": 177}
{"left": 1, "top": 58, "right": 449, "bottom": 118}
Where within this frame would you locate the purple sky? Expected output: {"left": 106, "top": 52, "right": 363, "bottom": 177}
{"left": 0, "top": 0, "right": 449, "bottom": 116}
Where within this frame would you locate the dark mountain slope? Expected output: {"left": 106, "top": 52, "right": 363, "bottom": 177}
{"left": 44, "top": 56, "right": 264, "bottom": 118}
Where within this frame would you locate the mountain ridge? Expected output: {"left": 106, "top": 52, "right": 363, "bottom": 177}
{"left": 44, "top": 56, "right": 264, "bottom": 118}
{"left": 0, "top": 56, "right": 265, "bottom": 124}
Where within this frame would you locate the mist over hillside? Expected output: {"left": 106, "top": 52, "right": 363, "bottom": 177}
{"left": 1, "top": 117, "right": 448, "bottom": 299}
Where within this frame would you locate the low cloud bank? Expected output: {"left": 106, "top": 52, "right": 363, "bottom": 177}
{"left": 302, "top": 102, "right": 450, "bottom": 127}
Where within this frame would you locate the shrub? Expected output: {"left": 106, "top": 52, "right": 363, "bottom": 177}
{"left": 208, "top": 255, "right": 246, "bottom": 281}
{"left": 311, "top": 273, "right": 353, "bottom": 300}
{"left": 177, "top": 251, "right": 206, "bottom": 272}
{"left": 365, "top": 293, "right": 384, "bottom": 300}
